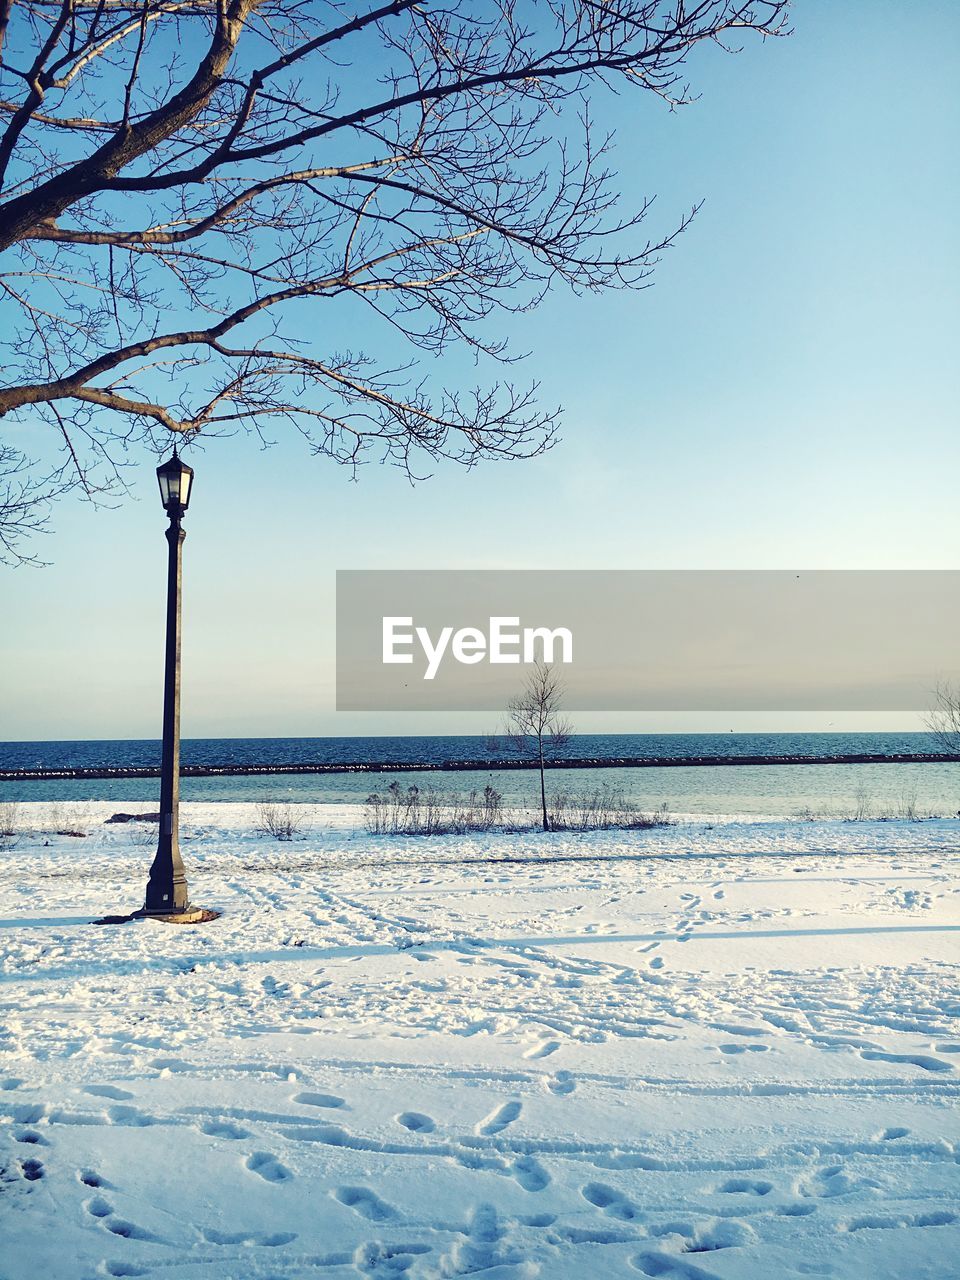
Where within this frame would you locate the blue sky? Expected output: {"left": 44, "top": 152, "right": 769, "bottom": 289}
{"left": 1, "top": 1, "right": 958, "bottom": 741}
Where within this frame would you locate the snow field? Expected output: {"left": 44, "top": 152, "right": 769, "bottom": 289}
{"left": 1, "top": 804, "right": 958, "bottom": 1279}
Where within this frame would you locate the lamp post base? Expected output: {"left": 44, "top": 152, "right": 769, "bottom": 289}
{"left": 92, "top": 907, "right": 220, "bottom": 926}
{"left": 139, "top": 906, "right": 220, "bottom": 925}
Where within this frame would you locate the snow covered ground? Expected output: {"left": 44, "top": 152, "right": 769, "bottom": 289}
{"left": 1, "top": 803, "right": 958, "bottom": 1280}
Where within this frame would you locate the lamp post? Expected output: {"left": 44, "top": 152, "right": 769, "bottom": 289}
{"left": 142, "top": 447, "right": 208, "bottom": 922}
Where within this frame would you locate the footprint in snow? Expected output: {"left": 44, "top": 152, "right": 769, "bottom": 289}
{"left": 711, "top": 1023, "right": 768, "bottom": 1038}
{"left": 199, "top": 1119, "right": 250, "bottom": 1140}
{"left": 521, "top": 1213, "right": 556, "bottom": 1228}
{"left": 467, "top": 1202, "right": 504, "bottom": 1242}
{"left": 397, "top": 1111, "right": 435, "bottom": 1133}
{"left": 582, "top": 1181, "right": 640, "bottom": 1221}
{"left": 105, "top": 1218, "right": 160, "bottom": 1242}
{"left": 102, "top": 1264, "right": 150, "bottom": 1278}
{"left": 84, "top": 1084, "right": 134, "bottom": 1101}
{"left": 293, "top": 1091, "right": 346, "bottom": 1109}
{"left": 633, "top": 1253, "right": 716, "bottom": 1278}
{"left": 108, "top": 1105, "right": 158, "bottom": 1127}
{"left": 797, "top": 1165, "right": 871, "bottom": 1200}
{"left": 876, "top": 1126, "right": 910, "bottom": 1141}
{"left": 20, "top": 1157, "right": 44, "bottom": 1182}
{"left": 547, "top": 1071, "right": 575, "bottom": 1096}
{"left": 148, "top": 1057, "right": 192, "bottom": 1074}
{"left": 719, "top": 1177, "right": 773, "bottom": 1196}
{"left": 524, "top": 1040, "right": 560, "bottom": 1060}
{"left": 512, "top": 1155, "right": 550, "bottom": 1192}
{"left": 333, "top": 1185, "right": 395, "bottom": 1221}
{"left": 353, "top": 1241, "right": 431, "bottom": 1275}
{"left": 15, "top": 1130, "right": 48, "bottom": 1146}
{"left": 843, "top": 1210, "right": 956, "bottom": 1232}
{"left": 859, "top": 1049, "right": 953, "bottom": 1073}
{"left": 440, "top": 1203, "right": 526, "bottom": 1275}
{"left": 245, "top": 1152, "right": 292, "bottom": 1183}
{"left": 203, "top": 1226, "right": 297, "bottom": 1246}
{"left": 85, "top": 1196, "right": 113, "bottom": 1218}
{"left": 477, "top": 1100, "right": 522, "bottom": 1136}
{"left": 652, "top": 1218, "right": 754, "bottom": 1251}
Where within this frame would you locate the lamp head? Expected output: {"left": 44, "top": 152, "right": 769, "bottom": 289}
{"left": 156, "top": 447, "right": 194, "bottom": 517}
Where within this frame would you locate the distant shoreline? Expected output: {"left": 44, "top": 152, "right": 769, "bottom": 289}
{"left": 4, "top": 751, "right": 958, "bottom": 782}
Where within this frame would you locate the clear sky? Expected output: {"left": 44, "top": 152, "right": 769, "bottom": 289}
{"left": 1, "top": 0, "right": 958, "bottom": 742}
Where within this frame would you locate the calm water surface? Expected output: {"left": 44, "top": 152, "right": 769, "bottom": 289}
{"left": 1, "top": 734, "right": 957, "bottom": 818}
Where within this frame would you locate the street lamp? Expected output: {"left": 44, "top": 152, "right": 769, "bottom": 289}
{"left": 141, "top": 446, "right": 211, "bottom": 923}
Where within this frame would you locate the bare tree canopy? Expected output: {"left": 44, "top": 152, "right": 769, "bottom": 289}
{"left": 927, "top": 682, "right": 960, "bottom": 754}
{"left": 0, "top": 0, "right": 789, "bottom": 559}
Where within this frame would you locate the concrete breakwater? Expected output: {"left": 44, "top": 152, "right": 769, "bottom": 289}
{"left": 2, "top": 752, "right": 958, "bottom": 782}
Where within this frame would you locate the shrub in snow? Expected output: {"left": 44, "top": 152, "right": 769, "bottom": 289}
{"left": 365, "top": 782, "right": 504, "bottom": 835}
{"left": 257, "top": 801, "right": 307, "bottom": 841}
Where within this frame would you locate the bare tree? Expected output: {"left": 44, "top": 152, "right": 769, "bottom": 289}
{"left": 926, "top": 682, "right": 960, "bottom": 753}
{"left": 0, "top": 1, "right": 789, "bottom": 560}
{"left": 505, "top": 659, "right": 572, "bottom": 831}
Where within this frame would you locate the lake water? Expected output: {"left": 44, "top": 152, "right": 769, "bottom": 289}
{"left": 1, "top": 733, "right": 957, "bottom": 818}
